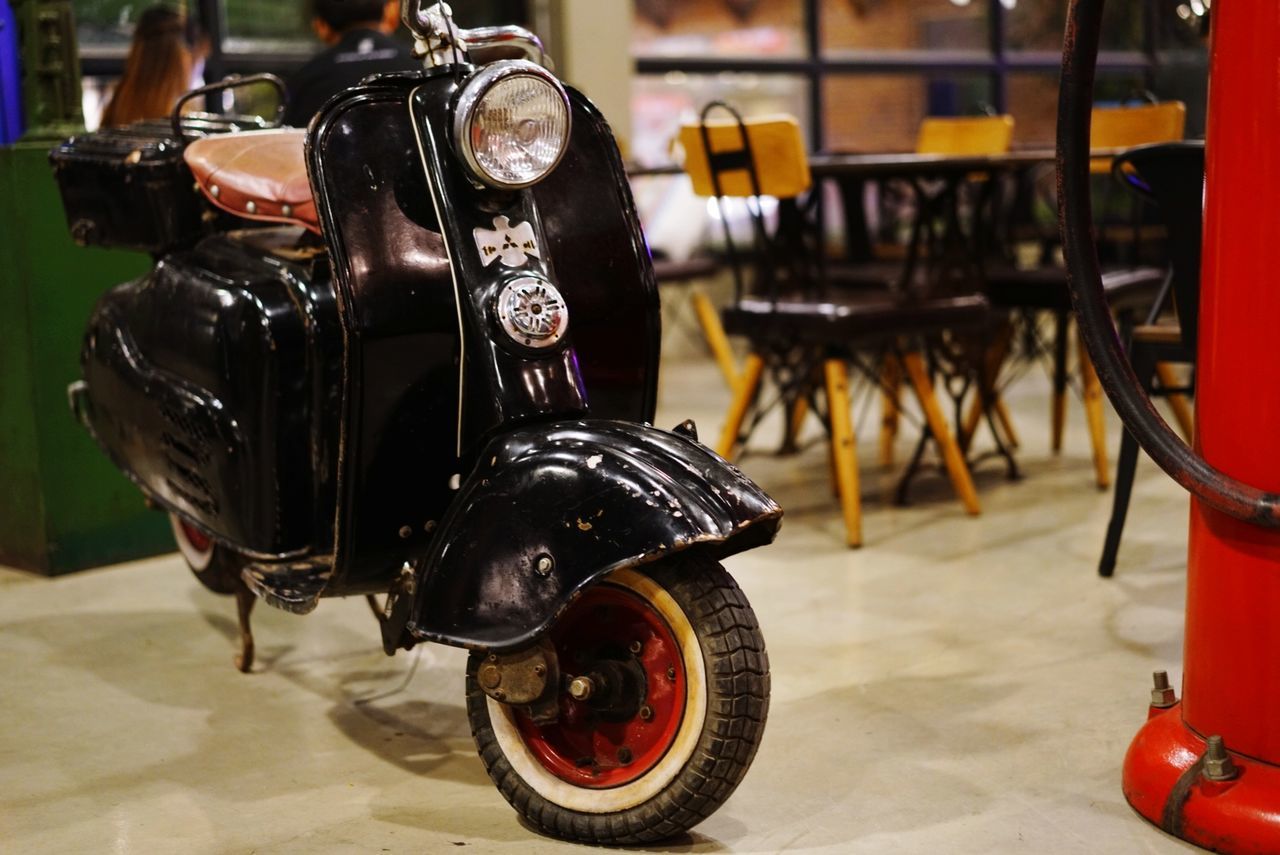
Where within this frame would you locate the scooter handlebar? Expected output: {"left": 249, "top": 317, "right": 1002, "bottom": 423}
{"left": 402, "top": 2, "right": 549, "bottom": 68}
{"left": 1057, "top": 0, "right": 1280, "bottom": 527}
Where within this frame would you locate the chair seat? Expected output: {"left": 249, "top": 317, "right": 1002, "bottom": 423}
{"left": 984, "top": 264, "right": 1166, "bottom": 313}
{"left": 823, "top": 260, "right": 902, "bottom": 291}
{"left": 652, "top": 256, "right": 720, "bottom": 283}
{"left": 1132, "top": 323, "right": 1185, "bottom": 347}
{"left": 184, "top": 129, "right": 320, "bottom": 234}
{"left": 723, "top": 292, "right": 990, "bottom": 343}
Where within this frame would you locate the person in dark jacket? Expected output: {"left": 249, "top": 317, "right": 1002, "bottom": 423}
{"left": 285, "top": 0, "right": 420, "bottom": 127}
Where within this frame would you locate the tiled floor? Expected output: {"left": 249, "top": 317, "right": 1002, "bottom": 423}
{"left": 1, "top": 348, "right": 1200, "bottom": 853}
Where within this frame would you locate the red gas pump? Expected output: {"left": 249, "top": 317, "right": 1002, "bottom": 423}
{"left": 1061, "top": 1, "right": 1280, "bottom": 851}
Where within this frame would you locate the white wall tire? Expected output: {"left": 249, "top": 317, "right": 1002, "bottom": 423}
{"left": 465, "top": 557, "right": 770, "bottom": 845}
{"left": 169, "top": 513, "right": 243, "bottom": 595}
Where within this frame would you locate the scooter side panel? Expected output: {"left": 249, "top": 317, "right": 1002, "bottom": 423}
{"left": 406, "top": 421, "right": 783, "bottom": 651}
{"left": 307, "top": 77, "right": 464, "bottom": 593}
{"left": 77, "top": 235, "right": 335, "bottom": 556}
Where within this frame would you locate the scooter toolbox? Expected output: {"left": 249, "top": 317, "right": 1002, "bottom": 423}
{"left": 49, "top": 121, "right": 207, "bottom": 254}
{"left": 76, "top": 232, "right": 337, "bottom": 556}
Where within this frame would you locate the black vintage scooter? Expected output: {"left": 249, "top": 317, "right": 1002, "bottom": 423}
{"left": 51, "top": 1, "right": 781, "bottom": 843}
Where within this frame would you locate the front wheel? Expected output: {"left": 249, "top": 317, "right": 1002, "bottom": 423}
{"left": 465, "top": 558, "right": 769, "bottom": 845}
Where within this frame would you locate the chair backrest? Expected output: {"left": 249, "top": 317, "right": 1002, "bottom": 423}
{"left": 678, "top": 104, "right": 815, "bottom": 304}
{"left": 1112, "top": 141, "right": 1204, "bottom": 353}
{"left": 1090, "top": 102, "right": 1186, "bottom": 172}
{"left": 678, "top": 114, "right": 811, "bottom": 199}
{"left": 915, "top": 115, "right": 1014, "bottom": 156}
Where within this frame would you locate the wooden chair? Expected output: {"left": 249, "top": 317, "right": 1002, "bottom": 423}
{"left": 1098, "top": 142, "right": 1203, "bottom": 577}
{"left": 675, "top": 115, "right": 813, "bottom": 395}
{"left": 681, "top": 103, "right": 987, "bottom": 548}
{"left": 982, "top": 100, "right": 1187, "bottom": 488}
{"left": 916, "top": 115, "right": 1015, "bottom": 156}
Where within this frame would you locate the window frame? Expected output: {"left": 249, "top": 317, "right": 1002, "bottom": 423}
{"left": 633, "top": 0, "right": 1167, "bottom": 152}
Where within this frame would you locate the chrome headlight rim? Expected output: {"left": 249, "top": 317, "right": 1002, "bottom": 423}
{"left": 453, "top": 59, "right": 572, "bottom": 191}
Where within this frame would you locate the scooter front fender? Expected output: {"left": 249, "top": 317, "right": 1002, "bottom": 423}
{"left": 406, "top": 420, "right": 782, "bottom": 650}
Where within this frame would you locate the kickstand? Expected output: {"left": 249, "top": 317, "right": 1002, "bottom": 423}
{"left": 233, "top": 578, "right": 256, "bottom": 673}
{"left": 369, "top": 565, "right": 418, "bottom": 656}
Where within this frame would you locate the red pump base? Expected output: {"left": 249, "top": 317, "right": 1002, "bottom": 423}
{"left": 1124, "top": 705, "right": 1280, "bottom": 854}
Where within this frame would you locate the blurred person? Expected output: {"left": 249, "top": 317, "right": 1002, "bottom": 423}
{"left": 284, "top": 0, "right": 419, "bottom": 126}
{"left": 186, "top": 16, "right": 213, "bottom": 90}
{"left": 100, "top": 6, "right": 192, "bottom": 128}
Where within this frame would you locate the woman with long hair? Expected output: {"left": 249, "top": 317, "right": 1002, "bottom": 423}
{"left": 100, "top": 6, "right": 192, "bottom": 128}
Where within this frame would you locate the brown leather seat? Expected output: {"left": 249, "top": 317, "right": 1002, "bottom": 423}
{"left": 184, "top": 129, "right": 320, "bottom": 233}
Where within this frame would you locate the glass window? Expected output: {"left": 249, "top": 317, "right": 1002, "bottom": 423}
{"left": 630, "top": 71, "right": 809, "bottom": 265}
{"left": 1006, "top": 0, "right": 1143, "bottom": 53}
{"left": 222, "top": 0, "right": 316, "bottom": 55}
{"left": 457, "top": 0, "right": 529, "bottom": 28}
{"left": 1152, "top": 0, "right": 1208, "bottom": 137}
{"left": 1007, "top": 71, "right": 1151, "bottom": 146}
{"left": 75, "top": 0, "right": 188, "bottom": 52}
{"left": 822, "top": 0, "right": 989, "bottom": 56}
{"left": 823, "top": 73, "right": 994, "bottom": 152}
{"left": 633, "top": 0, "right": 805, "bottom": 59}
{"left": 1155, "top": 0, "right": 1209, "bottom": 54}
{"left": 1006, "top": 73, "right": 1058, "bottom": 147}
{"left": 631, "top": 71, "right": 810, "bottom": 167}
{"left": 220, "top": 0, "right": 526, "bottom": 56}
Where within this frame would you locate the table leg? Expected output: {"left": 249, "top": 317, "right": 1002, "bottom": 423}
{"left": 1078, "top": 325, "right": 1111, "bottom": 489}
{"left": 1155, "top": 361, "right": 1195, "bottom": 441}
{"left": 879, "top": 354, "right": 902, "bottom": 466}
{"left": 1052, "top": 310, "right": 1070, "bottom": 454}
{"left": 902, "top": 351, "right": 981, "bottom": 515}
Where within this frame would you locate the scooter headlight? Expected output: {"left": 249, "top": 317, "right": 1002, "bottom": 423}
{"left": 453, "top": 60, "right": 571, "bottom": 191}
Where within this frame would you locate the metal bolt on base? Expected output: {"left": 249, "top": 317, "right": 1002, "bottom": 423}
{"left": 1202, "top": 735, "right": 1240, "bottom": 782}
{"left": 1150, "top": 670, "right": 1177, "bottom": 709}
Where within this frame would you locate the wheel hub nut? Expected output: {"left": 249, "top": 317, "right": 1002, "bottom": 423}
{"left": 568, "top": 676, "right": 595, "bottom": 701}
{"left": 478, "top": 663, "right": 502, "bottom": 690}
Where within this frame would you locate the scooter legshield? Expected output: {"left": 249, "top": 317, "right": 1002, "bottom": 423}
{"left": 406, "top": 420, "right": 782, "bottom": 650}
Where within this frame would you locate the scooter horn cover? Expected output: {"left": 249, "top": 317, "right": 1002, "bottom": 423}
{"left": 407, "top": 420, "right": 782, "bottom": 650}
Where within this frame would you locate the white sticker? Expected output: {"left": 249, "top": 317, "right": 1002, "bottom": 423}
{"left": 474, "top": 215, "right": 540, "bottom": 268}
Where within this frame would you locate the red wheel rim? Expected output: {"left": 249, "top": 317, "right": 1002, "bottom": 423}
{"left": 179, "top": 520, "right": 212, "bottom": 553}
{"left": 512, "top": 583, "right": 688, "bottom": 789}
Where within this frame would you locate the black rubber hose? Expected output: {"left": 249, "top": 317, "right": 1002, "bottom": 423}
{"left": 1057, "top": 0, "right": 1280, "bottom": 527}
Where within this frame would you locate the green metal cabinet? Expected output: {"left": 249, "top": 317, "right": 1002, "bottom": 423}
{"left": 0, "top": 141, "right": 172, "bottom": 573}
